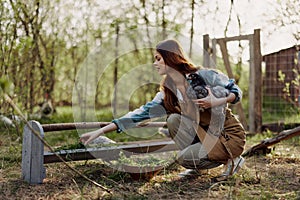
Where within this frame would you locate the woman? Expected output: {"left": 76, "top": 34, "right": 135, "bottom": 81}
{"left": 80, "top": 39, "right": 246, "bottom": 178}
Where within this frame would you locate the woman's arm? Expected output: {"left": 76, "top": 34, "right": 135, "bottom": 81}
{"left": 80, "top": 123, "right": 117, "bottom": 145}
{"left": 112, "top": 91, "right": 166, "bottom": 132}
{"left": 194, "top": 69, "right": 242, "bottom": 109}
{"left": 80, "top": 91, "right": 165, "bottom": 144}
{"left": 192, "top": 88, "right": 236, "bottom": 109}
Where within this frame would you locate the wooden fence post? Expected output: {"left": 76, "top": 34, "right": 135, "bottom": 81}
{"left": 22, "top": 120, "right": 45, "bottom": 184}
{"left": 249, "top": 29, "right": 262, "bottom": 133}
{"left": 217, "top": 38, "right": 248, "bottom": 130}
{"left": 203, "top": 34, "right": 211, "bottom": 68}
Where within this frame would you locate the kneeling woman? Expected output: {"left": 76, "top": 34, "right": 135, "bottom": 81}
{"left": 80, "top": 39, "right": 246, "bottom": 177}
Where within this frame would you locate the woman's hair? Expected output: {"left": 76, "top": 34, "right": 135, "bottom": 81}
{"left": 156, "top": 39, "right": 198, "bottom": 113}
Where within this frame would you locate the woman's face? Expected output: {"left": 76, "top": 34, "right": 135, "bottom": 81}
{"left": 153, "top": 51, "right": 168, "bottom": 75}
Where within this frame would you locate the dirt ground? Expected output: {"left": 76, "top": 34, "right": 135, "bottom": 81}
{"left": 0, "top": 139, "right": 300, "bottom": 199}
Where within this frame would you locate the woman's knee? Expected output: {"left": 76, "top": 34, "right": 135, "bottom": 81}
{"left": 167, "top": 113, "right": 181, "bottom": 126}
{"left": 167, "top": 113, "right": 181, "bottom": 137}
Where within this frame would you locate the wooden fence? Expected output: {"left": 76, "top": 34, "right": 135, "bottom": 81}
{"left": 203, "top": 29, "right": 262, "bottom": 133}
{"left": 21, "top": 121, "right": 177, "bottom": 184}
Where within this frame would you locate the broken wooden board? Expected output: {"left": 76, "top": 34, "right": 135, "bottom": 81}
{"left": 243, "top": 126, "right": 300, "bottom": 157}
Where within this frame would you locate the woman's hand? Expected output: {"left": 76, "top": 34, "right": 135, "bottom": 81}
{"left": 192, "top": 88, "right": 227, "bottom": 109}
{"left": 80, "top": 123, "right": 118, "bottom": 145}
{"left": 80, "top": 129, "right": 104, "bottom": 145}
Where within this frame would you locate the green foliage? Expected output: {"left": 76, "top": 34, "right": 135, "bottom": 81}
{"left": 0, "top": 141, "right": 22, "bottom": 169}
{"left": 292, "top": 68, "right": 300, "bottom": 85}
{"left": 246, "top": 129, "right": 275, "bottom": 145}
{"left": 0, "top": 0, "right": 298, "bottom": 127}
{"left": 107, "top": 170, "right": 130, "bottom": 182}
{"left": 0, "top": 77, "right": 13, "bottom": 95}
{"left": 0, "top": 0, "right": 191, "bottom": 116}
{"left": 44, "top": 130, "right": 79, "bottom": 147}
{"left": 54, "top": 141, "right": 85, "bottom": 152}
{"left": 34, "top": 106, "right": 75, "bottom": 124}
{"left": 263, "top": 96, "right": 300, "bottom": 123}
{"left": 113, "top": 151, "right": 171, "bottom": 168}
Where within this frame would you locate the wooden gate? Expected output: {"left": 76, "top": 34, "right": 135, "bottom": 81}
{"left": 203, "top": 29, "right": 262, "bottom": 133}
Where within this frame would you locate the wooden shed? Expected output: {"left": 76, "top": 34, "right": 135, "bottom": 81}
{"left": 263, "top": 45, "right": 300, "bottom": 106}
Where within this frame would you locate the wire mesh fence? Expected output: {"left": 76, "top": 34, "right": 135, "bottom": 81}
{"left": 262, "top": 46, "right": 300, "bottom": 123}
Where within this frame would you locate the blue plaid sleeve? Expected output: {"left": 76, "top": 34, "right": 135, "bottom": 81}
{"left": 112, "top": 92, "right": 166, "bottom": 133}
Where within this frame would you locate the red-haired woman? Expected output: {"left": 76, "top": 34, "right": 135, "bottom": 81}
{"left": 80, "top": 39, "right": 246, "bottom": 178}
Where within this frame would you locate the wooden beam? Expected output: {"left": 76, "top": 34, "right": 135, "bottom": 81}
{"left": 42, "top": 122, "right": 167, "bottom": 132}
{"left": 211, "top": 38, "right": 217, "bottom": 67}
{"left": 203, "top": 34, "right": 211, "bottom": 68}
{"left": 217, "top": 39, "right": 234, "bottom": 78}
{"left": 216, "top": 34, "right": 252, "bottom": 42}
{"left": 42, "top": 122, "right": 110, "bottom": 132}
{"left": 217, "top": 38, "right": 248, "bottom": 130}
{"left": 253, "top": 29, "right": 262, "bottom": 133}
{"left": 243, "top": 126, "right": 300, "bottom": 157}
{"left": 249, "top": 29, "right": 262, "bottom": 133}
{"left": 217, "top": 29, "right": 262, "bottom": 132}
{"left": 44, "top": 139, "right": 177, "bottom": 164}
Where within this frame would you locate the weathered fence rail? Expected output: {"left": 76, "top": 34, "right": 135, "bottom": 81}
{"left": 41, "top": 121, "right": 166, "bottom": 132}
{"left": 44, "top": 139, "right": 176, "bottom": 164}
{"left": 21, "top": 120, "right": 177, "bottom": 184}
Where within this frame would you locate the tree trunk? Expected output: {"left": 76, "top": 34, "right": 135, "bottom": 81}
{"left": 189, "top": 0, "right": 195, "bottom": 58}
{"left": 113, "top": 21, "right": 120, "bottom": 117}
